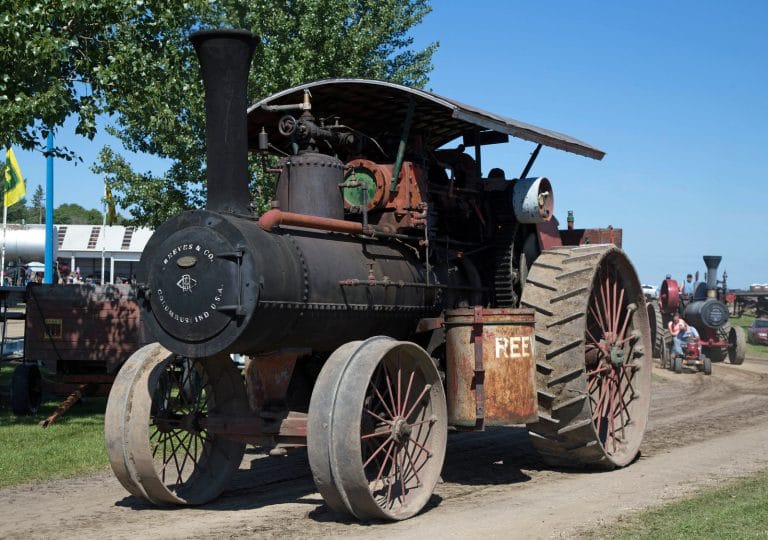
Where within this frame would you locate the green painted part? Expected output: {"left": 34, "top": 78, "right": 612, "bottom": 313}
{"left": 610, "top": 345, "right": 625, "bottom": 366}
{"left": 343, "top": 167, "right": 377, "bottom": 207}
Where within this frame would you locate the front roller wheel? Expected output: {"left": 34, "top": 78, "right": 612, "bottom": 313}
{"left": 521, "top": 245, "right": 652, "bottom": 469}
{"left": 308, "top": 337, "right": 447, "bottom": 521}
{"left": 105, "top": 343, "right": 247, "bottom": 505}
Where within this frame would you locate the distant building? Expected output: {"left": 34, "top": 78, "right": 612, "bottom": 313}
{"left": 1, "top": 223, "right": 153, "bottom": 284}
{"left": 57, "top": 224, "right": 153, "bottom": 283}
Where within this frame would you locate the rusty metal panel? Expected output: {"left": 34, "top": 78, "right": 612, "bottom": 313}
{"left": 445, "top": 308, "right": 537, "bottom": 427}
{"left": 560, "top": 227, "right": 623, "bottom": 248}
{"left": 24, "top": 284, "right": 149, "bottom": 374}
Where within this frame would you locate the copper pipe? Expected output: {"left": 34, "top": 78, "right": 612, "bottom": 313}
{"left": 259, "top": 209, "right": 365, "bottom": 234}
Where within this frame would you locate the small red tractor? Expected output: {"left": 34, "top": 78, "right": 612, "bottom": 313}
{"left": 648, "top": 255, "right": 745, "bottom": 373}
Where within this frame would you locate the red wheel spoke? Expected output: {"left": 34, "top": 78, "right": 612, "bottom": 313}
{"left": 363, "top": 433, "right": 395, "bottom": 468}
{"left": 398, "top": 446, "right": 407, "bottom": 504}
{"left": 362, "top": 428, "right": 391, "bottom": 440}
{"left": 384, "top": 366, "right": 398, "bottom": 422}
{"left": 364, "top": 407, "right": 393, "bottom": 426}
{"left": 402, "top": 442, "right": 425, "bottom": 488}
{"left": 589, "top": 303, "right": 607, "bottom": 336}
{"left": 396, "top": 366, "right": 403, "bottom": 416}
{"left": 587, "top": 364, "right": 612, "bottom": 377}
{"left": 600, "top": 273, "right": 613, "bottom": 334}
{"left": 617, "top": 303, "right": 635, "bottom": 344}
{"left": 402, "top": 384, "right": 431, "bottom": 422}
{"left": 401, "top": 370, "right": 415, "bottom": 420}
{"left": 372, "top": 441, "right": 395, "bottom": 492}
{"left": 372, "top": 384, "right": 396, "bottom": 420}
{"left": 611, "top": 271, "right": 620, "bottom": 335}
{"left": 409, "top": 417, "right": 435, "bottom": 428}
{"left": 408, "top": 436, "right": 432, "bottom": 456}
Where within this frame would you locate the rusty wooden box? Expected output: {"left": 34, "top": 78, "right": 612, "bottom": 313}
{"left": 24, "top": 284, "right": 150, "bottom": 392}
{"left": 444, "top": 307, "right": 537, "bottom": 428}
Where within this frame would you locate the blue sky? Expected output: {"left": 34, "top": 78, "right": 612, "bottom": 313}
{"left": 10, "top": 1, "right": 768, "bottom": 288}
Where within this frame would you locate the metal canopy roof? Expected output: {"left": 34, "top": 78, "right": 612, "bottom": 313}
{"left": 247, "top": 79, "right": 605, "bottom": 160}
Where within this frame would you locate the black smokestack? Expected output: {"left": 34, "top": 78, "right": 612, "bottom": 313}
{"left": 191, "top": 29, "right": 257, "bottom": 215}
{"left": 703, "top": 255, "right": 721, "bottom": 290}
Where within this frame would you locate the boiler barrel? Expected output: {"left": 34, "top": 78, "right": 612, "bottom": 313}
{"left": 139, "top": 210, "right": 439, "bottom": 357}
{"left": 683, "top": 298, "right": 729, "bottom": 330}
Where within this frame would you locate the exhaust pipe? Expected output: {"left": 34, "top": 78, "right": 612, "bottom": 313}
{"left": 702, "top": 255, "right": 721, "bottom": 292}
{"left": 191, "top": 29, "right": 258, "bottom": 215}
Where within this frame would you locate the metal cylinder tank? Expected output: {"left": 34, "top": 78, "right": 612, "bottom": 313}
{"left": 139, "top": 210, "right": 439, "bottom": 358}
{"left": 2, "top": 226, "right": 57, "bottom": 262}
{"left": 684, "top": 298, "right": 729, "bottom": 329}
{"left": 276, "top": 153, "right": 345, "bottom": 219}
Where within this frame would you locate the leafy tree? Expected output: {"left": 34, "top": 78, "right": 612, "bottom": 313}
{"left": 53, "top": 203, "right": 103, "bottom": 225}
{"left": 4, "top": 198, "right": 28, "bottom": 224}
{"left": 1, "top": 1, "right": 436, "bottom": 228}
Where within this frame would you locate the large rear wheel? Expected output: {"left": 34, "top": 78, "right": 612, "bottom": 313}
{"left": 105, "top": 343, "right": 247, "bottom": 505}
{"left": 308, "top": 337, "right": 447, "bottom": 521}
{"left": 521, "top": 245, "right": 651, "bottom": 469}
{"left": 646, "top": 301, "right": 664, "bottom": 360}
{"left": 728, "top": 326, "right": 746, "bottom": 365}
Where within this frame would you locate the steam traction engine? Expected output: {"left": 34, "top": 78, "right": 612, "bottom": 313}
{"left": 104, "top": 30, "right": 652, "bottom": 520}
{"left": 655, "top": 255, "right": 745, "bottom": 368}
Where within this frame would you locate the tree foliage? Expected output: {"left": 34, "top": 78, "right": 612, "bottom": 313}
{"left": 53, "top": 203, "right": 103, "bottom": 225}
{"left": 31, "top": 185, "right": 45, "bottom": 224}
{"left": 2, "top": 1, "right": 437, "bottom": 227}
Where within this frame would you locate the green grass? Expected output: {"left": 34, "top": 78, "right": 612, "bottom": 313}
{"left": 594, "top": 470, "right": 768, "bottom": 538}
{"left": 0, "top": 362, "right": 14, "bottom": 386}
{"left": 730, "top": 315, "right": 768, "bottom": 359}
{"left": 0, "top": 395, "right": 109, "bottom": 488}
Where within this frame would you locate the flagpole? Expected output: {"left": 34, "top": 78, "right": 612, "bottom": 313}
{"left": 44, "top": 132, "right": 54, "bottom": 284}
{"left": 100, "top": 182, "right": 106, "bottom": 285}
{"left": 1, "top": 204, "right": 6, "bottom": 285}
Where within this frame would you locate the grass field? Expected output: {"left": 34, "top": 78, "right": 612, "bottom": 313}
{"left": 730, "top": 314, "right": 768, "bottom": 359}
{"left": 0, "top": 373, "right": 108, "bottom": 488}
{"left": 595, "top": 470, "right": 768, "bottom": 538}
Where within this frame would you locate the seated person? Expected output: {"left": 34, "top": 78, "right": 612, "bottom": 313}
{"left": 680, "top": 323, "right": 699, "bottom": 341}
{"left": 668, "top": 313, "right": 686, "bottom": 357}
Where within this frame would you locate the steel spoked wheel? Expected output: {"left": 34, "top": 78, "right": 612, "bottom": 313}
{"left": 308, "top": 337, "right": 447, "bottom": 521}
{"left": 521, "top": 245, "right": 651, "bottom": 469}
{"left": 105, "top": 343, "right": 247, "bottom": 505}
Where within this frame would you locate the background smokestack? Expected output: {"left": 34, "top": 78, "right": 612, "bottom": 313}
{"left": 191, "top": 29, "right": 257, "bottom": 215}
{"left": 702, "top": 255, "right": 721, "bottom": 290}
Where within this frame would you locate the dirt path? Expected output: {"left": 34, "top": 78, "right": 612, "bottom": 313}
{"left": 2, "top": 355, "right": 768, "bottom": 539}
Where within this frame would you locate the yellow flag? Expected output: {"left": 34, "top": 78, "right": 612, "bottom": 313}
{"left": 4, "top": 148, "right": 26, "bottom": 207}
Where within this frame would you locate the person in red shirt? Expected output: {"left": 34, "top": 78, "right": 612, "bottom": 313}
{"left": 668, "top": 313, "right": 686, "bottom": 357}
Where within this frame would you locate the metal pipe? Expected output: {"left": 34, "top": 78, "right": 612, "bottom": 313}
{"left": 191, "top": 29, "right": 258, "bottom": 216}
{"left": 391, "top": 97, "right": 416, "bottom": 192}
{"left": 259, "top": 209, "right": 364, "bottom": 234}
{"left": 519, "top": 143, "right": 542, "bottom": 179}
{"left": 702, "top": 255, "right": 721, "bottom": 291}
{"left": 258, "top": 209, "right": 426, "bottom": 243}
